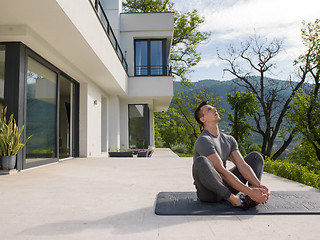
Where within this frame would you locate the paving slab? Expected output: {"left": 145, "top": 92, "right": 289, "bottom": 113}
{"left": 0, "top": 148, "right": 319, "bottom": 240}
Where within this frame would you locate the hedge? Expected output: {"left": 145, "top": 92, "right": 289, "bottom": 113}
{"left": 264, "top": 160, "right": 320, "bottom": 189}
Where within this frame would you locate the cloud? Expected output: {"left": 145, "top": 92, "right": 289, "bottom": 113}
{"left": 175, "top": 0, "right": 319, "bottom": 42}
{"left": 213, "top": 0, "right": 317, "bottom": 40}
{"left": 173, "top": 0, "right": 320, "bottom": 81}
{"left": 194, "top": 57, "right": 221, "bottom": 68}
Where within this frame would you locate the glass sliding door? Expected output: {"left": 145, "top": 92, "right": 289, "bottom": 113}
{"left": 0, "top": 46, "right": 5, "bottom": 116}
{"left": 129, "top": 104, "right": 150, "bottom": 149}
{"left": 0, "top": 42, "right": 79, "bottom": 169}
{"left": 25, "top": 57, "right": 58, "bottom": 166}
{"left": 59, "top": 75, "right": 74, "bottom": 159}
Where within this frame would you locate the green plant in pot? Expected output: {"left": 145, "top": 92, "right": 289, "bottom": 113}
{"left": 108, "top": 148, "right": 133, "bottom": 157}
{"left": 0, "top": 108, "right": 31, "bottom": 170}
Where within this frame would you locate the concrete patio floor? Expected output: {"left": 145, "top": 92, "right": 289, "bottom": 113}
{"left": 0, "top": 148, "right": 319, "bottom": 240}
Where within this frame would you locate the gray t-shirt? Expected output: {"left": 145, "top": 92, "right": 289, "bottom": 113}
{"left": 193, "top": 130, "right": 238, "bottom": 167}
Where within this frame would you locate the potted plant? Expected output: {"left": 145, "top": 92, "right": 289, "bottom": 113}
{"left": 137, "top": 149, "right": 148, "bottom": 157}
{"left": 108, "top": 148, "right": 133, "bottom": 158}
{"left": 0, "top": 108, "right": 31, "bottom": 170}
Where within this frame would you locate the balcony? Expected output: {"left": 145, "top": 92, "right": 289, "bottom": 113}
{"left": 135, "top": 65, "right": 172, "bottom": 77}
{"left": 91, "top": 0, "right": 128, "bottom": 73}
{"left": 120, "top": 12, "right": 174, "bottom": 78}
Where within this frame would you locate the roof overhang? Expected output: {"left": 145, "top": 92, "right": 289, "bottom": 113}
{"left": 0, "top": 0, "right": 128, "bottom": 96}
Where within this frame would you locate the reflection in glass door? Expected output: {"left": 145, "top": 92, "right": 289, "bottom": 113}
{"left": 59, "top": 75, "right": 74, "bottom": 159}
{"left": 0, "top": 46, "right": 5, "bottom": 117}
{"left": 129, "top": 104, "right": 150, "bottom": 149}
{"left": 150, "top": 40, "right": 163, "bottom": 75}
{"left": 26, "top": 57, "right": 57, "bottom": 166}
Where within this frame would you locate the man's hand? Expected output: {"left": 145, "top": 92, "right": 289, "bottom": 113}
{"left": 248, "top": 187, "right": 269, "bottom": 204}
{"left": 258, "top": 184, "right": 270, "bottom": 198}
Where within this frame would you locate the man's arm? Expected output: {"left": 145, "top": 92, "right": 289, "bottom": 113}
{"left": 207, "top": 152, "right": 268, "bottom": 203}
{"left": 230, "top": 150, "right": 270, "bottom": 197}
{"left": 229, "top": 150, "right": 261, "bottom": 187}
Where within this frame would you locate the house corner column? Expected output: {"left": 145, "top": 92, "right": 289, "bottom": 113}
{"left": 150, "top": 110, "right": 155, "bottom": 147}
{"left": 109, "top": 95, "right": 120, "bottom": 151}
{"left": 79, "top": 83, "right": 88, "bottom": 157}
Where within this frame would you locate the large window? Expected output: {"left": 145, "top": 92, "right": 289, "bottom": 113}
{"left": 0, "top": 42, "right": 79, "bottom": 170}
{"left": 129, "top": 104, "right": 150, "bottom": 149}
{"left": 0, "top": 46, "right": 5, "bottom": 117}
{"left": 135, "top": 39, "right": 166, "bottom": 76}
{"left": 26, "top": 57, "right": 57, "bottom": 165}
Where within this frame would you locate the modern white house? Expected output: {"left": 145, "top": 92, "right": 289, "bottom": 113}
{"left": 0, "top": 0, "right": 174, "bottom": 170}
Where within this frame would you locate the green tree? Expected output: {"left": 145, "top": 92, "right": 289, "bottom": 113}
{"left": 286, "top": 19, "right": 320, "bottom": 161}
{"left": 123, "top": 0, "right": 174, "bottom": 12}
{"left": 285, "top": 140, "right": 320, "bottom": 175}
{"left": 123, "top": 0, "right": 211, "bottom": 84}
{"left": 286, "top": 89, "right": 320, "bottom": 161}
{"left": 154, "top": 108, "right": 186, "bottom": 149}
{"left": 218, "top": 34, "right": 307, "bottom": 160}
{"left": 155, "top": 87, "right": 222, "bottom": 153}
{"left": 226, "top": 92, "right": 258, "bottom": 144}
{"left": 240, "top": 140, "right": 262, "bottom": 156}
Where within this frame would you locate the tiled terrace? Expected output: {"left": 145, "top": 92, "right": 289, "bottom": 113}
{"left": 0, "top": 148, "right": 319, "bottom": 239}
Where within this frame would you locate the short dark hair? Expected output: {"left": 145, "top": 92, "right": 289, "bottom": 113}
{"left": 194, "top": 100, "right": 209, "bottom": 126}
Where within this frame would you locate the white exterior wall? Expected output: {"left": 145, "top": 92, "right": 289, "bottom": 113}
{"left": 108, "top": 95, "right": 121, "bottom": 151}
{"left": 76, "top": 2, "right": 174, "bottom": 155}
{"left": 79, "top": 83, "right": 88, "bottom": 157}
{"left": 120, "top": 101, "right": 129, "bottom": 150}
{"left": 86, "top": 84, "right": 103, "bottom": 157}
{"left": 0, "top": 0, "right": 174, "bottom": 160}
{"left": 80, "top": 81, "right": 107, "bottom": 157}
{"left": 100, "top": 0, "right": 121, "bottom": 40}
{"left": 121, "top": 31, "right": 173, "bottom": 77}
{"left": 128, "top": 76, "right": 173, "bottom": 112}
{"left": 55, "top": 0, "right": 128, "bottom": 94}
{"left": 118, "top": 12, "right": 174, "bottom": 149}
{"left": 0, "top": 0, "right": 128, "bottom": 95}
{"left": 101, "top": 96, "right": 109, "bottom": 152}
{"left": 120, "top": 12, "right": 174, "bottom": 78}
{"left": 149, "top": 110, "right": 155, "bottom": 147}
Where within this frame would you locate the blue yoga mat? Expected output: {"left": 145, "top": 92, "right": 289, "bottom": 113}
{"left": 155, "top": 191, "right": 320, "bottom": 215}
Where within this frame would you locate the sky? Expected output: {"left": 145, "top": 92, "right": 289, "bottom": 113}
{"left": 172, "top": 0, "right": 320, "bottom": 82}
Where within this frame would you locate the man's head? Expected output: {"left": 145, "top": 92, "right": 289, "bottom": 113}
{"left": 194, "top": 100, "right": 220, "bottom": 127}
{"left": 194, "top": 101, "right": 209, "bottom": 127}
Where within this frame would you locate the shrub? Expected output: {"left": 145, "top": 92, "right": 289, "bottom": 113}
{"left": 285, "top": 140, "right": 320, "bottom": 175}
{"left": 264, "top": 159, "right": 320, "bottom": 189}
{"left": 171, "top": 143, "right": 187, "bottom": 154}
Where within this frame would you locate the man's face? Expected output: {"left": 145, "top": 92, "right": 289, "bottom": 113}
{"left": 200, "top": 105, "right": 221, "bottom": 125}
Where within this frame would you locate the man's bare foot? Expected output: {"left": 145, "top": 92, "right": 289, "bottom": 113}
{"left": 227, "top": 194, "right": 239, "bottom": 207}
{"left": 227, "top": 193, "right": 258, "bottom": 208}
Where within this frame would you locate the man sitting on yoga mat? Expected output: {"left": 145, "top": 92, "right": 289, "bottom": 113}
{"left": 193, "top": 101, "right": 270, "bottom": 208}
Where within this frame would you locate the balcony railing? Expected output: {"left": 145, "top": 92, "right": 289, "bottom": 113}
{"left": 91, "top": 0, "right": 128, "bottom": 73}
{"left": 135, "top": 65, "right": 172, "bottom": 77}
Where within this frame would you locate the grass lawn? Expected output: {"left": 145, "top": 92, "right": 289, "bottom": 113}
{"left": 175, "top": 152, "right": 193, "bottom": 157}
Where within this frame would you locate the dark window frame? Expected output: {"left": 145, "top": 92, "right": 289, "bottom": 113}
{"left": 24, "top": 50, "right": 60, "bottom": 169}
{"left": 128, "top": 104, "right": 150, "bottom": 149}
{"left": 1, "top": 42, "right": 79, "bottom": 170}
{"left": 134, "top": 39, "right": 167, "bottom": 76}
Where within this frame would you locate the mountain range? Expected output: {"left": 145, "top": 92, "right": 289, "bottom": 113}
{"left": 173, "top": 77, "right": 311, "bottom": 114}
{"left": 172, "top": 77, "right": 312, "bottom": 142}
